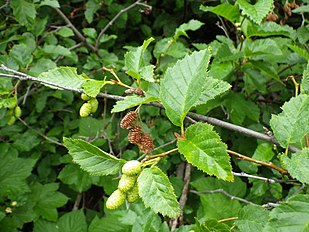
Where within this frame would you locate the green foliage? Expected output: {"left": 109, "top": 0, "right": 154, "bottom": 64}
{"left": 0, "top": 0, "right": 308, "bottom": 230}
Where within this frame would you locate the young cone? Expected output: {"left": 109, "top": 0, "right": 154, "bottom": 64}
{"left": 106, "top": 189, "right": 126, "bottom": 210}
{"left": 127, "top": 183, "right": 139, "bottom": 203}
{"left": 88, "top": 98, "right": 99, "bottom": 113}
{"left": 118, "top": 174, "right": 137, "bottom": 192}
{"left": 122, "top": 160, "right": 142, "bottom": 176}
{"left": 79, "top": 102, "right": 92, "bottom": 117}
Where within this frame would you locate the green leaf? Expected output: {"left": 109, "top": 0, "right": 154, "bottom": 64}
{"left": 292, "top": 5, "right": 309, "bottom": 13}
{"left": 85, "top": 0, "right": 101, "bottom": 24}
{"left": 56, "top": 27, "right": 74, "bottom": 37}
{"left": 42, "top": 45, "right": 71, "bottom": 56}
{"left": 270, "top": 94, "right": 309, "bottom": 148}
{"left": 138, "top": 166, "right": 180, "bottom": 218}
{"left": 174, "top": 19, "right": 204, "bottom": 40}
{"left": 235, "top": 205, "right": 270, "bottom": 232}
{"left": 237, "top": 0, "right": 273, "bottom": 25}
{"left": 82, "top": 79, "right": 105, "bottom": 97}
{"left": 194, "top": 77, "right": 231, "bottom": 106}
{"left": 58, "top": 164, "right": 93, "bottom": 193}
{"left": 252, "top": 143, "right": 275, "bottom": 163}
{"left": 63, "top": 138, "right": 125, "bottom": 176}
{"left": 10, "top": 0, "right": 36, "bottom": 26}
{"left": 39, "top": 0, "right": 60, "bottom": 8}
{"left": 10, "top": 43, "right": 34, "bottom": 67}
{"left": 301, "top": 61, "right": 309, "bottom": 94}
{"left": 287, "top": 44, "right": 309, "bottom": 60}
{"left": 31, "top": 183, "right": 68, "bottom": 221}
{"left": 0, "top": 145, "right": 36, "bottom": 198}
{"left": 160, "top": 49, "right": 211, "bottom": 127}
{"left": 268, "top": 194, "right": 309, "bottom": 231}
{"left": 195, "top": 218, "right": 230, "bottom": 232}
{"left": 177, "top": 123, "right": 234, "bottom": 181}
{"left": 124, "top": 37, "right": 155, "bottom": 82}
{"left": 58, "top": 210, "right": 87, "bottom": 232}
{"left": 38, "top": 67, "right": 88, "bottom": 90}
{"left": 200, "top": 4, "right": 240, "bottom": 23}
{"left": 111, "top": 95, "right": 159, "bottom": 113}
{"left": 33, "top": 219, "right": 58, "bottom": 232}
{"left": 281, "top": 149, "right": 309, "bottom": 184}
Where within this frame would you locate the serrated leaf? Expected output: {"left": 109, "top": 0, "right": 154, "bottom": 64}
{"left": 237, "top": 0, "right": 274, "bottom": 25}
{"left": 177, "top": 123, "right": 233, "bottom": 181}
{"left": 235, "top": 205, "right": 270, "bottom": 232}
{"left": 287, "top": 44, "right": 309, "bottom": 60}
{"left": 82, "top": 79, "right": 105, "bottom": 98}
{"left": 31, "top": 183, "right": 68, "bottom": 221}
{"left": 10, "top": 0, "right": 36, "bottom": 26}
{"left": 38, "top": 67, "right": 88, "bottom": 90}
{"left": 85, "top": 0, "right": 101, "bottom": 23}
{"left": 58, "top": 210, "right": 87, "bottom": 232}
{"left": 160, "top": 49, "right": 211, "bottom": 127}
{"left": 194, "top": 77, "right": 231, "bottom": 106}
{"left": 111, "top": 95, "right": 159, "bottom": 113}
{"left": 174, "top": 19, "right": 204, "bottom": 40}
{"left": 138, "top": 166, "right": 180, "bottom": 218}
{"left": 196, "top": 219, "right": 230, "bottom": 232}
{"left": 200, "top": 4, "right": 240, "bottom": 23}
{"left": 281, "top": 149, "right": 309, "bottom": 184}
{"left": 301, "top": 61, "right": 309, "bottom": 94}
{"left": 268, "top": 194, "right": 309, "bottom": 231}
{"left": 125, "top": 37, "right": 155, "bottom": 82}
{"left": 39, "top": 0, "right": 60, "bottom": 8}
{"left": 63, "top": 138, "right": 125, "bottom": 175}
{"left": 270, "top": 94, "right": 309, "bottom": 148}
{"left": 42, "top": 45, "right": 71, "bottom": 56}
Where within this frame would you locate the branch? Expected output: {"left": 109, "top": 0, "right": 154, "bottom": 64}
{"left": 227, "top": 150, "right": 289, "bottom": 175}
{"left": 95, "top": 1, "right": 152, "bottom": 49}
{"left": 0, "top": 64, "right": 301, "bottom": 154}
{"left": 0, "top": 0, "right": 9, "bottom": 10}
{"left": 52, "top": 7, "right": 98, "bottom": 54}
{"left": 232, "top": 172, "right": 298, "bottom": 184}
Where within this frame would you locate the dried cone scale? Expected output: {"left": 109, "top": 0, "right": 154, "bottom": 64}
{"left": 120, "top": 111, "right": 137, "bottom": 129}
{"left": 128, "top": 126, "right": 143, "bottom": 145}
{"left": 139, "top": 133, "right": 154, "bottom": 154}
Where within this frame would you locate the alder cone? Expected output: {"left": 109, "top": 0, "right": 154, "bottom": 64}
{"left": 120, "top": 111, "right": 137, "bottom": 129}
{"left": 139, "top": 133, "right": 154, "bottom": 154}
{"left": 128, "top": 126, "right": 143, "bottom": 144}
{"left": 79, "top": 102, "right": 92, "bottom": 117}
{"left": 88, "top": 98, "right": 99, "bottom": 113}
{"left": 118, "top": 174, "right": 137, "bottom": 192}
{"left": 105, "top": 189, "right": 126, "bottom": 210}
{"left": 126, "top": 183, "right": 139, "bottom": 203}
{"left": 122, "top": 160, "right": 142, "bottom": 176}
{"left": 125, "top": 88, "right": 145, "bottom": 96}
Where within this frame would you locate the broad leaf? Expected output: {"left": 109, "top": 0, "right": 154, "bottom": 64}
{"left": 268, "top": 194, "right": 309, "bottom": 231}
{"left": 58, "top": 210, "right": 87, "bottom": 232}
{"left": 10, "top": 0, "right": 36, "bottom": 26}
{"left": 82, "top": 79, "right": 105, "bottom": 98}
{"left": 270, "top": 94, "right": 309, "bottom": 148}
{"left": 177, "top": 123, "right": 234, "bottom": 181}
{"left": 111, "top": 95, "right": 159, "bottom": 113}
{"left": 138, "top": 166, "right": 180, "bottom": 218}
{"left": 235, "top": 205, "right": 270, "bottom": 232}
{"left": 301, "top": 61, "right": 309, "bottom": 94}
{"left": 124, "top": 37, "right": 155, "bottom": 82}
{"left": 31, "top": 183, "right": 69, "bottom": 221}
{"left": 196, "top": 219, "right": 230, "bottom": 232}
{"left": 237, "top": 0, "right": 274, "bottom": 25}
{"left": 63, "top": 138, "right": 125, "bottom": 176}
{"left": 287, "top": 44, "right": 309, "bottom": 60}
{"left": 200, "top": 4, "right": 240, "bottom": 23}
{"left": 281, "top": 149, "right": 309, "bottom": 184}
{"left": 38, "top": 67, "right": 88, "bottom": 90}
{"left": 174, "top": 19, "right": 204, "bottom": 40}
{"left": 160, "top": 49, "right": 211, "bottom": 127}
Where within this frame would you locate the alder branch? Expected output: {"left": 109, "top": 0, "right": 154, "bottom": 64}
{"left": 228, "top": 150, "right": 289, "bottom": 175}
{"left": 95, "top": 0, "right": 152, "bottom": 49}
{"left": 232, "top": 172, "right": 298, "bottom": 184}
{"left": 0, "top": 64, "right": 301, "bottom": 154}
{"left": 52, "top": 7, "right": 98, "bottom": 54}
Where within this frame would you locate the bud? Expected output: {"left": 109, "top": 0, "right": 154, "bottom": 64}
{"left": 128, "top": 126, "right": 143, "bottom": 144}
{"left": 81, "top": 93, "right": 91, "bottom": 101}
{"left": 127, "top": 183, "right": 139, "bottom": 203}
{"left": 122, "top": 160, "right": 142, "bottom": 176}
{"left": 125, "top": 88, "right": 145, "bottom": 96}
{"left": 106, "top": 189, "right": 126, "bottom": 210}
{"left": 139, "top": 133, "right": 154, "bottom": 154}
{"left": 88, "top": 98, "right": 99, "bottom": 113}
{"left": 14, "top": 106, "right": 22, "bottom": 118}
{"left": 120, "top": 111, "right": 137, "bottom": 129}
{"left": 79, "top": 102, "right": 92, "bottom": 117}
{"left": 118, "top": 174, "right": 137, "bottom": 192}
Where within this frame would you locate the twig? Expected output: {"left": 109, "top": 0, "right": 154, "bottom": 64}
{"left": 232, "top": 172, "right": 298, "bottom": 184}
{"left": 228, "top": 150, "right": 288, "bottom": 175}
{"left": 0, "top": 64, "right": 301, "bottom": 153}
{"left": 18, "top": 118, "right": 64, "bottom": 146}
{"left": 190, "top": 189, "right": 259, "bottom": 206}
{"left": 218, "top": 217, "right": 238, "bottom": 223}
{"left": 142, "top": 148, "right": 178, "bottom": 162}
{"left": 0, "top": 0, "right": 9, "bottom": 10}
{"left": 52, "top": 7, "right": 98, "bottom": 54}
{"left": 170, "top": 163, "right": 192, "bottom": 230}
{"left": 95, "top": 1, "right": 152, "bottom": 49}
{"left": 73, "top": 193, "right": 83, "bottom": 210}
{"left": 154, "top": 139, "right": 177, "bottom": 151}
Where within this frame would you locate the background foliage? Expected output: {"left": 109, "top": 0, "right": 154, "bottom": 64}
{"left": 0, "top": 0, "right": 308, "bottom": 231}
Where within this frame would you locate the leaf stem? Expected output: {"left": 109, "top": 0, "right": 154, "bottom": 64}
{"left": 217, "top": 217, "right": 238, "bottom": 223}
{"left": 288, "top": 75, "right": 299, "bottom": 97}
{"left": 142, "top": 148, "right": 178, "bottom": 162}
{"left": 102, "top": 67, "right": 132, "bottom": 89}
{"left": 227, "top": 149, "right": 289, "bottom": 175}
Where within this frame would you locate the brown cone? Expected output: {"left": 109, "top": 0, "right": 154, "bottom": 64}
{"left": 125, "top": 88, "right": 145, "bottom": 97}
{"left": 128, "top": 126, "right": 143, "bottom": 145}
{"left": 120, "top": 111, "right": 137, "bottom": 129}
{"left": 139, "top": 133, "right": 154, "bottom": 154}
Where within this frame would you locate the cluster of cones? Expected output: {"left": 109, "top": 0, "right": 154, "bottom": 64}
{"left": 120, "top": 111, "right": 154, "bottom": 154}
